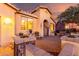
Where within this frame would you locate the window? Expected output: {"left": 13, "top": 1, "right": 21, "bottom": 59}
{"left": 21, "top": 20, "right": 26, "bottom": 30}
{"left": 28, "top": 20, "right": 33, "bottom": 30}
{"left": 21, "top": 17, "right": 33, "bottom": 30}
{"left": 50, "top": 23, "right": 54, "bottom": 32}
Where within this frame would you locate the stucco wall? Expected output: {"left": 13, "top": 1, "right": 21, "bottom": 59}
{"left": 15, "top": 13, "right": 22, "bottom": 34}
{"left": 32, "top": 9, "right": 40, "bottom": 17}
{"left": 32, "top": 8, "right": 55, "bottom": 37}
{"left": 0, "top": 4, "right": 16, "bottom": 46}
{"left": 32, "top": 10, "right": 41, "bottom": 35}
{"left": 15, "top": 13, "right": 38, "bottom": 35}
{"left": 32, "top": 18, "right": 40, "bottom": 33}
{"left": 39, "top": 8, "right": 54, "bottom": 36}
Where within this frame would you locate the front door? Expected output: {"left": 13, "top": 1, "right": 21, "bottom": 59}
{"left": 43, "top": 20, "right": 49, "bottom": 36}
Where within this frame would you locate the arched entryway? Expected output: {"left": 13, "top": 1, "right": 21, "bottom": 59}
{"left": 43, "top": 20, "right": 49, "bottom": 36}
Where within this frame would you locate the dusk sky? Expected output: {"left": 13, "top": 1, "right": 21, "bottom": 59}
{"left": 12, "top": 3, "right": 78, "bottom": 19}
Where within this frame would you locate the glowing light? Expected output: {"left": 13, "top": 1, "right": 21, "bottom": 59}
{"left": 76, "top": 26, "right": 79, "bottom": 30}
{"left": 65, "top": 25, "right": 69, "bottom": 29}
{"left": 4, "top": 18, "right": 11, "bottom": 25}
{"left": 22, "top": 20, "right": 25, "bottom": 23}
{"left": 21, "top": 20, "right": 25, "bottom": 25}
{"left": 50, "top": 23, "right": 54, "bottom": 32}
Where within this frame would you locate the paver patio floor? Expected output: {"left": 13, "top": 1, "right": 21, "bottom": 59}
{"left": 0, "top": 45, "right": 14, "bottom": 56}
{"left": 0, "top": 36, "right": 61, "bottom": 56}
{"left": 35, "top": 36, "right": 61, "bottom": 56}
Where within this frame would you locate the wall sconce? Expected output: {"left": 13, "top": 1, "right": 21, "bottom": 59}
{"left": 4, "top": 17, "right": 11, "bottom": 25}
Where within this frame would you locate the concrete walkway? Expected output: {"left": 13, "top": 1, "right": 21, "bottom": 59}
{"left": 35, "top": 36, "right": 61, "bottom": 55}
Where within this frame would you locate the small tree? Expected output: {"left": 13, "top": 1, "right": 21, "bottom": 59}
{"left": 58, "top": 4, "right": 79, "bottom": 24}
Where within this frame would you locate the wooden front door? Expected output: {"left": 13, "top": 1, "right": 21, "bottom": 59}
{"left": 43, "top": 20, "right": 49, "bottom": 36}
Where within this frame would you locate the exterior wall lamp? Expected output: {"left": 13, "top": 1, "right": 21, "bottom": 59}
{"left": 4, "top": 17, "right": 11, "bottom": 25}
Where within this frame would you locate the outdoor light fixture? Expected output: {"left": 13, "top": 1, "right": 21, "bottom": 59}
{"left": 65, "top": 25, "right": 69, "bottom": 29}
{"left": 4, "top": 17, "right": 11, "bottom": 25}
